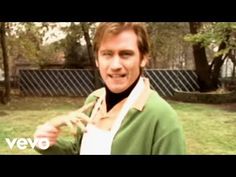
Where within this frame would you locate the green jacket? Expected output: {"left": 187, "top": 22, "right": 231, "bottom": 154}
{"left": 36, "top": 87, "right": 185, "bottom": 155}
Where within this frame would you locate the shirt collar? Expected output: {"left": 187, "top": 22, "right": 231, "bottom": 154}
{"left": 91, "top": 77, "right": 151, "bottom": 111}
{"left": 132, "top": 77, "right": 151, "bottom": 111}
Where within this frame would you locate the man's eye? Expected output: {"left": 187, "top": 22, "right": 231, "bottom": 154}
{"left": 102, "top": 53, "right": 112, "bottom": 57}
{"left": 121, "top": 52, "right": 133, "bottom": 58}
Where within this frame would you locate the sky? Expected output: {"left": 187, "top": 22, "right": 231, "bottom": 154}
{"left": 42, "top": 22, "right": 70, "bottom": 45}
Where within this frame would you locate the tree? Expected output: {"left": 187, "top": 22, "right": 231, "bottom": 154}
{"left": 60, "top": 23, "right": 88, "bottom": 68}
{"left": 81, "top": 23, "right": 95, "bottom": 68}
{"left": 147, "top": 22, "right": 193, "bottom": 69}
{"left": 61, "top": 22, "right": 102, "bottom": 88}
{"left": 7, "top": 23, "right": 46, "bottom": 65}
{"left": 81, "top": 22, "right": 102, "bottom": 89}
{"left": 0, "top": 22, "right": 10, "bottom": 104}
{"left": 228, "top": 49, "right": 236, "bottom": 80}
{"left": 186, "top": 22, "right": 234, "bottom": 91}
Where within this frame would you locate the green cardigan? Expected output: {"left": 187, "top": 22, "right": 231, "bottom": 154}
{"left": 36, "top": 89, "right": 186, "bottom": 155}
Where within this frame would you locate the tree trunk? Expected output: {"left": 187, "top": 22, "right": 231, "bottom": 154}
{"left": 189, "top": 22, "right": 216, "bottom": 91}
{"left": 210, "top": 30, "right": 231, "bottom": 88}
{"left": 210, "top": 52, "right": 226, "bottom": 89}
{"left": 189, "top": 23, "right": 232, "bottom": 92}
{"left": 81, "top": 23, "right": 95, "bottom": 68}
{"left": 229, "top": 50, "right": 236, "bottom": 80}
{"left": 81, "top": 23, "right": 102, "bottom": 89}
{"left": 232, "top": 62, "right": 236, "bottom": 80}
{"left": 0, "top": 22, "right": 10, "bottom": 104}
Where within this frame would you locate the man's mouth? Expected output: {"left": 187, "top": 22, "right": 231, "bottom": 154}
{"left": 108, "top": 74, "right": 126, "bottom": 78}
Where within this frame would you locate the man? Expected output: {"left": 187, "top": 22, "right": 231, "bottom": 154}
{"left": 34, "top": 22, "right": 186, "bottom": 154}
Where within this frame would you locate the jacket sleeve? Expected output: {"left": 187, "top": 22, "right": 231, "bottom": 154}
{"left": 35, "top": 134, "right": 82, "bottom": 155}
{"left": 152, "top": 127, "right": 186, "bottom": 155}
{"left": 150, "top": 102, "right": 186, "bottom": 155}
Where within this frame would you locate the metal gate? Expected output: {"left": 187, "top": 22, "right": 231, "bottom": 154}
{"left": 19, "top": 69, "right": 199, "bottom": 97}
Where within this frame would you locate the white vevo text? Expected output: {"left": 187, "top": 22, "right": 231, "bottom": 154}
{"left": 5, "top": 138, "right": 50, "bottom": 150}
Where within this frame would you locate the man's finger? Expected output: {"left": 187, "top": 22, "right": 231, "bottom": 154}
{"left": 76, "top": 120, "right": 87, "bottom": 133}
{"left": 64, "top": 119, "right": 77, "bottom": 135}
{"left": 75, "top": 102, "right": 95, "bottom": 114}
{"left": 76, "top": 112, "right": 92, "bottom": 124}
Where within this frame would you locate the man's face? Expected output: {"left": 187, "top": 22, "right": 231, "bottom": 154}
{"left": 96, "top": 30, "right": 147, "bottom": 93}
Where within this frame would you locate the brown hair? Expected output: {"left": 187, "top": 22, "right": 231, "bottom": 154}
{"left": 93, "top": 22, "right": 150, "bottom": 60}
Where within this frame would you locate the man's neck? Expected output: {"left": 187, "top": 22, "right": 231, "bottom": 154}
{"left": 105, "top": 76, "right": 140, "bottom": 112}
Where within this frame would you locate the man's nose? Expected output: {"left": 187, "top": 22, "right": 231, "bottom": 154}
{"left": 110, "top": 56, "right": 122, "bottom": 70}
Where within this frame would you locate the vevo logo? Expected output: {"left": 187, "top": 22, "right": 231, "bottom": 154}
{"left": 5, "top": 138, "right": 50, "bottom": 150}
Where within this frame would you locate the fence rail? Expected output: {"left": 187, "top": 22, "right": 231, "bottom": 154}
{"left": 19, "top": 69, "right": 199, "bottom": 97}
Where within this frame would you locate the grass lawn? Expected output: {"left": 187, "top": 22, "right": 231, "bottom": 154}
{"left": 170, "top": 100, "right": 236, "bottom": 154}
{"left": 0, "top": 96, "right": 83, "bottom": 154}
{"left": 0, "top": 96, "right": 235, "bottom": 154}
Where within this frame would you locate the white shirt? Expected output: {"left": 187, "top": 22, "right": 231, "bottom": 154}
{"left": 80, "top": 77, "right": 145, "bottom": 155}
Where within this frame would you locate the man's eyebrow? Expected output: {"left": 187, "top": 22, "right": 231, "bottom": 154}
{"left": 119, "top": 50, "right": 134, "bottom": 53}
{"left": 100, "top": 49, "right": 113, "bottom": 52}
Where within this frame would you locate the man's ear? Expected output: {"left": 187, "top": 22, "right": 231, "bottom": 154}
{"left": 95, "top": 59, "right": 99, "bottom": 68}
{"left": 140, "top": 55, "right": 148, "bottom": 68}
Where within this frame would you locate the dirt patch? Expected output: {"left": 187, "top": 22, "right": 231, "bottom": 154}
{"left": 0, "top": 111, "right": 8, "bottom": 116}
{"left": 210, "top": 103, "right": 236, "bottom": 112}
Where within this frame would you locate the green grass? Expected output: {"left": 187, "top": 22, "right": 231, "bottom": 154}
{"left": 0, "top": 96, "right": 236, "bottom": 154}
{"left": 170, "top": 100, "right": 236, "bottom": 154}
{"left": 0, "top": 96, "right": 84, "bottom": 154}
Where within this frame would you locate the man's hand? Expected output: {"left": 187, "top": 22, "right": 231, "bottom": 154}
{"left": 33, "top": 102, "right": 95, "bottom": 147}
{"left": 48, "top": 102, "right": 95, "bottom": 134}
{"left": 34, "top": 123, "right": 60, "bottom": 146}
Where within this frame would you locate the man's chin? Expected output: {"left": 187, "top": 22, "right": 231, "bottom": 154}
{"left": 107, "top": 86, "right": 126, "bottom": 94}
